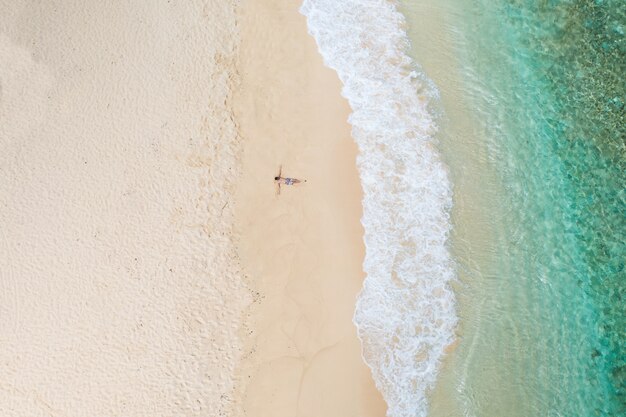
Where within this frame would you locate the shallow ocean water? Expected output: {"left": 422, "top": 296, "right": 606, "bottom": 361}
{"left": 401, "top": 0, "right": 624, "bottom": 415}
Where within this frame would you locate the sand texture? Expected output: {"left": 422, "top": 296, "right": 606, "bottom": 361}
{"left": 0, "top": 1, "right": 249, "bottom": 416}
{"left": 232, "top": 0, "right": 387, "bottom": 416}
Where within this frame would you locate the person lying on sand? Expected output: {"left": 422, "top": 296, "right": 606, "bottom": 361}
{"left": 274, "top": 165, "right": 306, "bottom": 194}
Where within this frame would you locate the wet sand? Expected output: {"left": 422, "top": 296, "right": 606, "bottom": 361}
{"left": 232, "top": 0, "right": 387, "bottom": 416}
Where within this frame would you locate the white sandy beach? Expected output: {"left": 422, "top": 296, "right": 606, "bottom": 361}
{"left": 1, "top": 0, "right": 387, "bottom": 416}
{"left": 1, "top": 1, "right": 248, "bottom": 415}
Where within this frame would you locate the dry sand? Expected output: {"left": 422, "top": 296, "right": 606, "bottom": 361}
{"left": 0, "top": 1, "right": 248, "bottom": 416}
{"left": 232, "top": 0, "right": 387, "bottom": 416}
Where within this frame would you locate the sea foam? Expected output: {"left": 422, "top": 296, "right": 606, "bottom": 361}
{"left": 300, "top": 1, "right": 457, "bottom": 416}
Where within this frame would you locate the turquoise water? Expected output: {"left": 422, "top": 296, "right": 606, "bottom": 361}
{"left": 402, "top": 0, "right": 624, "bottom": 416}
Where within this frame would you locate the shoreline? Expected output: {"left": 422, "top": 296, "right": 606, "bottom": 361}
{"left": 298, "top": 2, "right": 459, "bottom": 416}
{"left": 231, "top": 0, "right": 386, "bottom": 416}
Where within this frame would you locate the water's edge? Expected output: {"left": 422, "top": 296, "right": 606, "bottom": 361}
{"left": 301, "top": 2, "right": 457, "bottom": 416}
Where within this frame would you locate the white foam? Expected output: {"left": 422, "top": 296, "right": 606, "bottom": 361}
{"left": 300, "top": 1, "right": 457, "bottom": 416}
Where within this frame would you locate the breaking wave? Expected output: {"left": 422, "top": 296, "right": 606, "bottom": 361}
{"left": 300, "top": 1, "right": 457, "bottom": 416}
